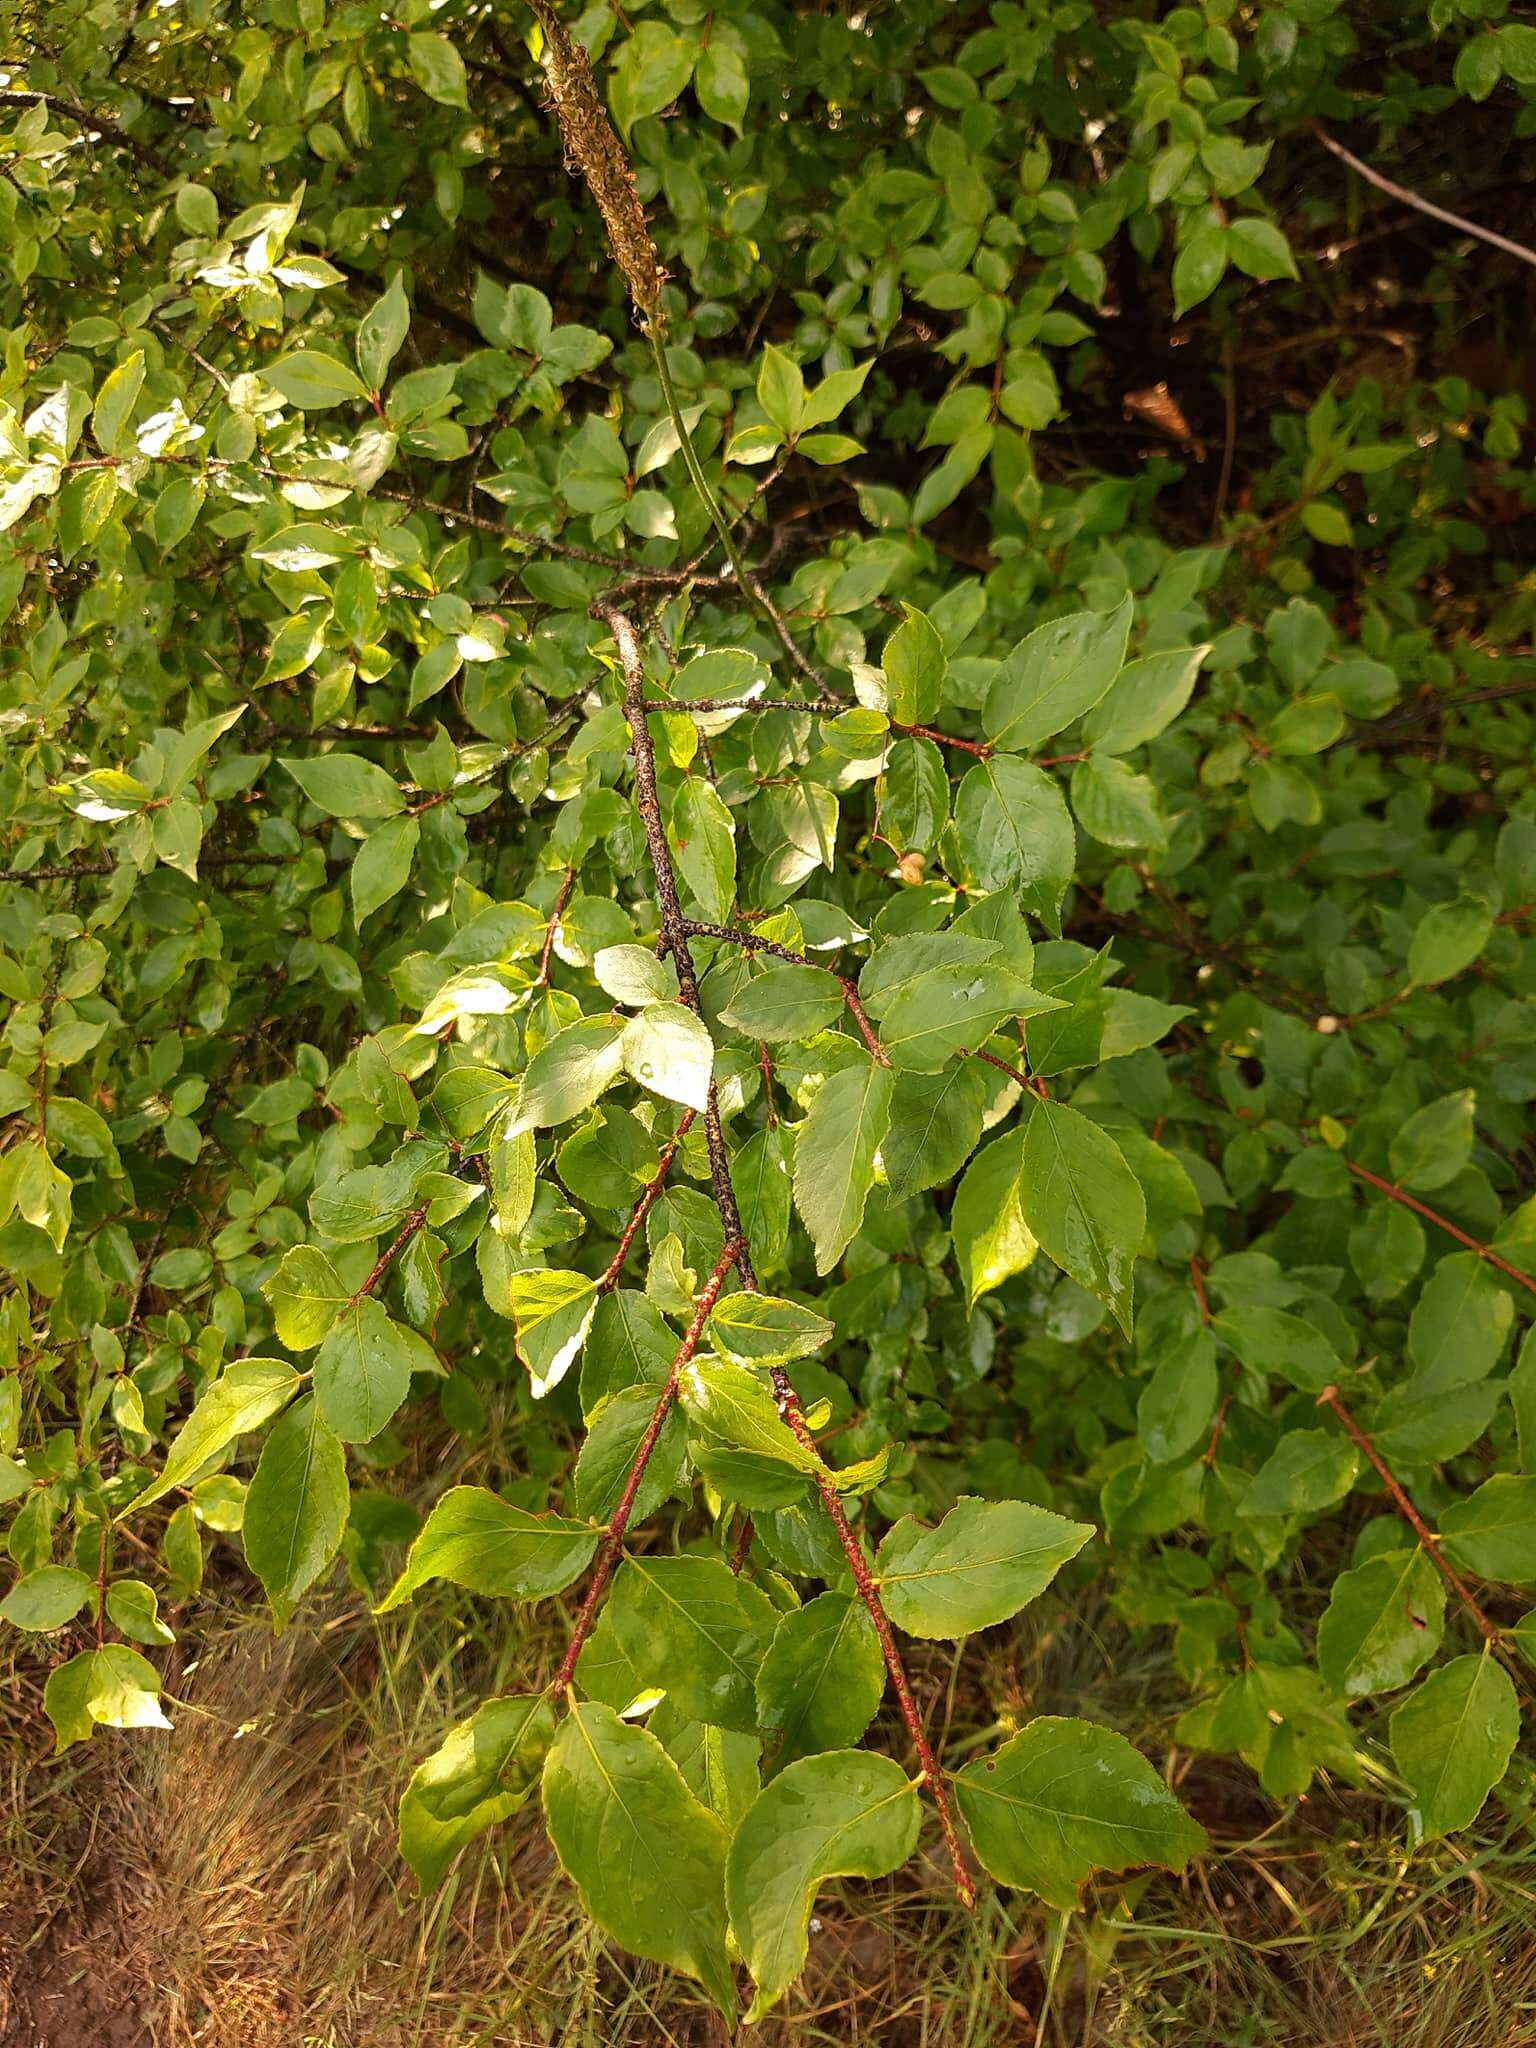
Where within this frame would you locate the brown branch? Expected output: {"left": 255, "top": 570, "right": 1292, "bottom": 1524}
{"left": 1316, "top": 1386, "right": 1501, "bottom": 1645}
{"left": 1343, "top": 1160, "right": 1536, "bottom": 1298}
{"left": 969, "top": 1046, "right": 1049, "bottom": 1103}
{"left": 891, "top": 722, "right": 991, "bottom": 760}
{"left": 535, "top": 866, "right": 577, "bottom": 988}
{"left": 597, "top": 1109, "right": 696, "bottom": 1292}
{"left": 347, "top": 1205, "right": 429, "bottom": 1307}
{"left": 661, "top": 692, "right": 845, "bottom": 715}
{"left": 553, "top": 1239, "right": 741, "bottom": 1692}
{"left": 0, "top": 849, "right": 296, "bottom": 884}
{"left": 771, "top": 1366, "right": 976, "bottom": 1909}
{"left": 1312, "top": 124, "right": 1536, "bottom": 272}
{"left": 682, "top": 919, "right": 812, "bottom": 967}
{"left": 598, "top": 590, "right": 975, "bottom": 1906}
{"left": 840, "top": 979, "right": 890, "bottom": 1067}
{"left": 596, "top": 599, "right": 758, "bottom": 1281}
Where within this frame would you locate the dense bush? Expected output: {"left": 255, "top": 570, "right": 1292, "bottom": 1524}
{"left": 2, "top": 0, "right": 1534, "bottom": 2022}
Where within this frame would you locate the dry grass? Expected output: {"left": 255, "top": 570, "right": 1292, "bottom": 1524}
{"left": 4, "top": 1588, "right": 1535, "bottom": 2048}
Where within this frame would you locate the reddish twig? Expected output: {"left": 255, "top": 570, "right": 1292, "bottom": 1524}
{"left": 553, "top": 1240, "right": 741, "bottom": 1692}
{"left": 728, "top": 1514, "right": 755, "bottom": 1575}
{"left": 840, "top": 979, "right": 890, "bottom": 1067}
{"left": 891, "top": 721, "right": 991, "bottom": 760}
{"left": 1189, "top": 1254, "right": 1211, "bottom": 1326}
{"left": 597, "top": 1109, "right": 696, "bottom": 1291}
{"left": 599, "top": 591, "right": 976, "bottom": 1908}
{"left": 1316, "top": 1386, "right": 1501, "bottom": 1645}
{"left": 348, "top": 1205, "right": 429, "bottom": 1307}
{"left": 770, "top": 1366, "right": 977, "bottom": 1908}
{"left": 969, "top": 1046, "right": 1049, "bottom": 1102}
{"left": 536, "top": 866, "right": 577, "bottom": 988}
{"left": 1344, "top": 1160, "right": 1536, "bottom": 1298}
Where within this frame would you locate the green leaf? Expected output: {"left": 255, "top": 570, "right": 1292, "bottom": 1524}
{"left": 593, "top": 943, "right": 678, "bottom": 1007}
{"left": 757, "top": 344, "right": 806, "bottom": 437}
{"left": 1227, "top": 216, "right": 1298, "bottom": 282}
{"left": 106, "top": 1578, "right": 175, "bottom": 1647}
{"left": 243, "top": 1395, "right": 350, "bottom": 1627}
{"left": 399, "top": 1694, "right": 556, "bottom": 1892}
{"left": 620, "top": 1004, "right": 714, "bottom": 1110}
{"left": 1440, "top": 1476, "right": 1536, "bottom": 1584}
{"left": 707, "top": 1292, "right": 834, "bottom": 1367}
{"left": 573, "top": 1384, "right": 686, "bottom": 1525}
{"left": 881, "top": 964, "right": 1057, "bottom": 1072}
{"left": 679, "top": 1354, "right": 820, "bottom": 1470}
{"left": 982, "top": 599, "right": 1132, "bottom": 752}
{"left": 542, "top": 1700, "right": 735, "bottom": 2015}
{"left": 1241, "top": 1429, "right": 1358, "bottom": 1519}
{"left": 44, "top": 1644, "right": 170, "bottom": 1753}
{"left": 314, "top": 1298, "right": 438, "bottom": 1443}
{"left": 1210, "top": 1305, "right": 1339, "bottom": 1393}
{"left": 0, "top": 1563, "right": 93, "bottom": 1631}
{"left": 1316, "top": 1550, "right": 1445, "bottom": 1698}
{"left": 719, "top": 964, "right": 846, "bottom": 1042}
{"left": 506, "top": 1268, "right": 599, "bottom": 1398}
{"left": 1407, "top": 899, "right": 1494, "bottom": 989}
{"left": 376, "top": 1485, "right": 598, "bottom": 1612}
{"left": 953, "top": 756, "right": 1076, "bottom": 931}
{"left": 1388, "top": 1092, "right": 1476, "bottom": 1192}
{"left": 726, "top": 1752, "right": 921, "bottom": 2021}
{"left": 407, "top": 31, "right": 470, "bottom": 109}
{"left": 694, "top": 40, "right": 749, "bottom": 130}
{"left": 511, "top": 1020, "right": 625, "bottom": 1133}
{"left": 756, "top": 1592, "right": 885, "bottom": 1774}
{"left": 1070, "top": 754, "right": 1168, "bottom": 851}
{"left": 357, "top": 272, "right": 411, "bottom": 391}
{"left": 1138, "top": 1328, "right": 1218, "bottom": 1463}
{"left": 1173, "top": 223, "right": 1229, "bottom": 314}
{"left": 882, "top": 605, "right": 946, "bottom": 725}
{"left": 609, "top": 19, "right": 696, "bottom": 131}
{"left": 1018, "top": 1100, "right": 1145, "bottom": 1336}
{"left": 1389, "top": 1654, "right": 1519, "bottom": 1843}
{"left": 128, "top": 1358, "right": 300, "bottom": 1512}
{"left": 875, "top": 1496, "right": 1093, "bottom": 1638}
{"left": 1082, "top": 645, "right": 1208, "bottom": 755}
{"left": 92, "top": 350, "right": 145, "bottom": 455}
{"left": 605, "top": 1553, "right": 779, "bottom": 1730}
{"left": 351, "top": 813, "right": 419, "bottom": 927}
{"left": 669, "top": 776, "right": 736, "bottom": 920}
{"left": 791, "top": 1054, "right": 895, "bottom": 1275}
{"left": 265, "top": 351, "right": 371, "bottom": 410}
{"left": 952, "top": 1126, "right": 1038, "bottom": 1309}
{"left": 282, "top": 752, "right": 404, "bottom": 819}
{"left": 955, "top": 1717, "right": 1208, "bottom": 1906}
{"left": 883, "top": 1061, "right": 992, "bottom": 1206}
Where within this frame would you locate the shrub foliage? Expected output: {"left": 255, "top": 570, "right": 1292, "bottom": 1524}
{"left": 2, "top": 0, "right": 1535, "bottom": 2020}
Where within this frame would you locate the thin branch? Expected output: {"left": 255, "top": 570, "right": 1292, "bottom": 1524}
{"left": 348, "top": 1205, "right": 429, "bottom": 1307}
{"left": 553, "top": 1240, "right": 741, "bottom": 1692}
{"left": 597, "top": 1110, "right": 696, "bottom": 1292}
{"left": 891, "top": 721, "right": 991, "bottom": 760}
{"left": 841, "top": 979, "right": 890, "bottom": 1067}
{"left": 969, "top": 1046, "right": 1049, "bottom": 1103}
{"left": 770, "top": 1366, "right": 976, "bottom": 1909}
{"left": 1343, "top": 1159, "right": 1536, "bottom": 1298}
{"left": 1316, "top": 1386, "right": 1501, "bottom": 1645}
{"left": 599, "top": 590, "right": 975, "bottom": 1906}
{"left": 682, "top": 919, "right": 813, "bottom": 968}
{"left": 1312, "top": 123, "right": 1536, "bottom": 272}
{"left": 535, "top": 866, "right": 577, "bottom": 987}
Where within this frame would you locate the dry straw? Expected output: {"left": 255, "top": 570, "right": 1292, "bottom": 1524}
{"left": 524, "top": 0, "right": 664, "bottom": 322}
